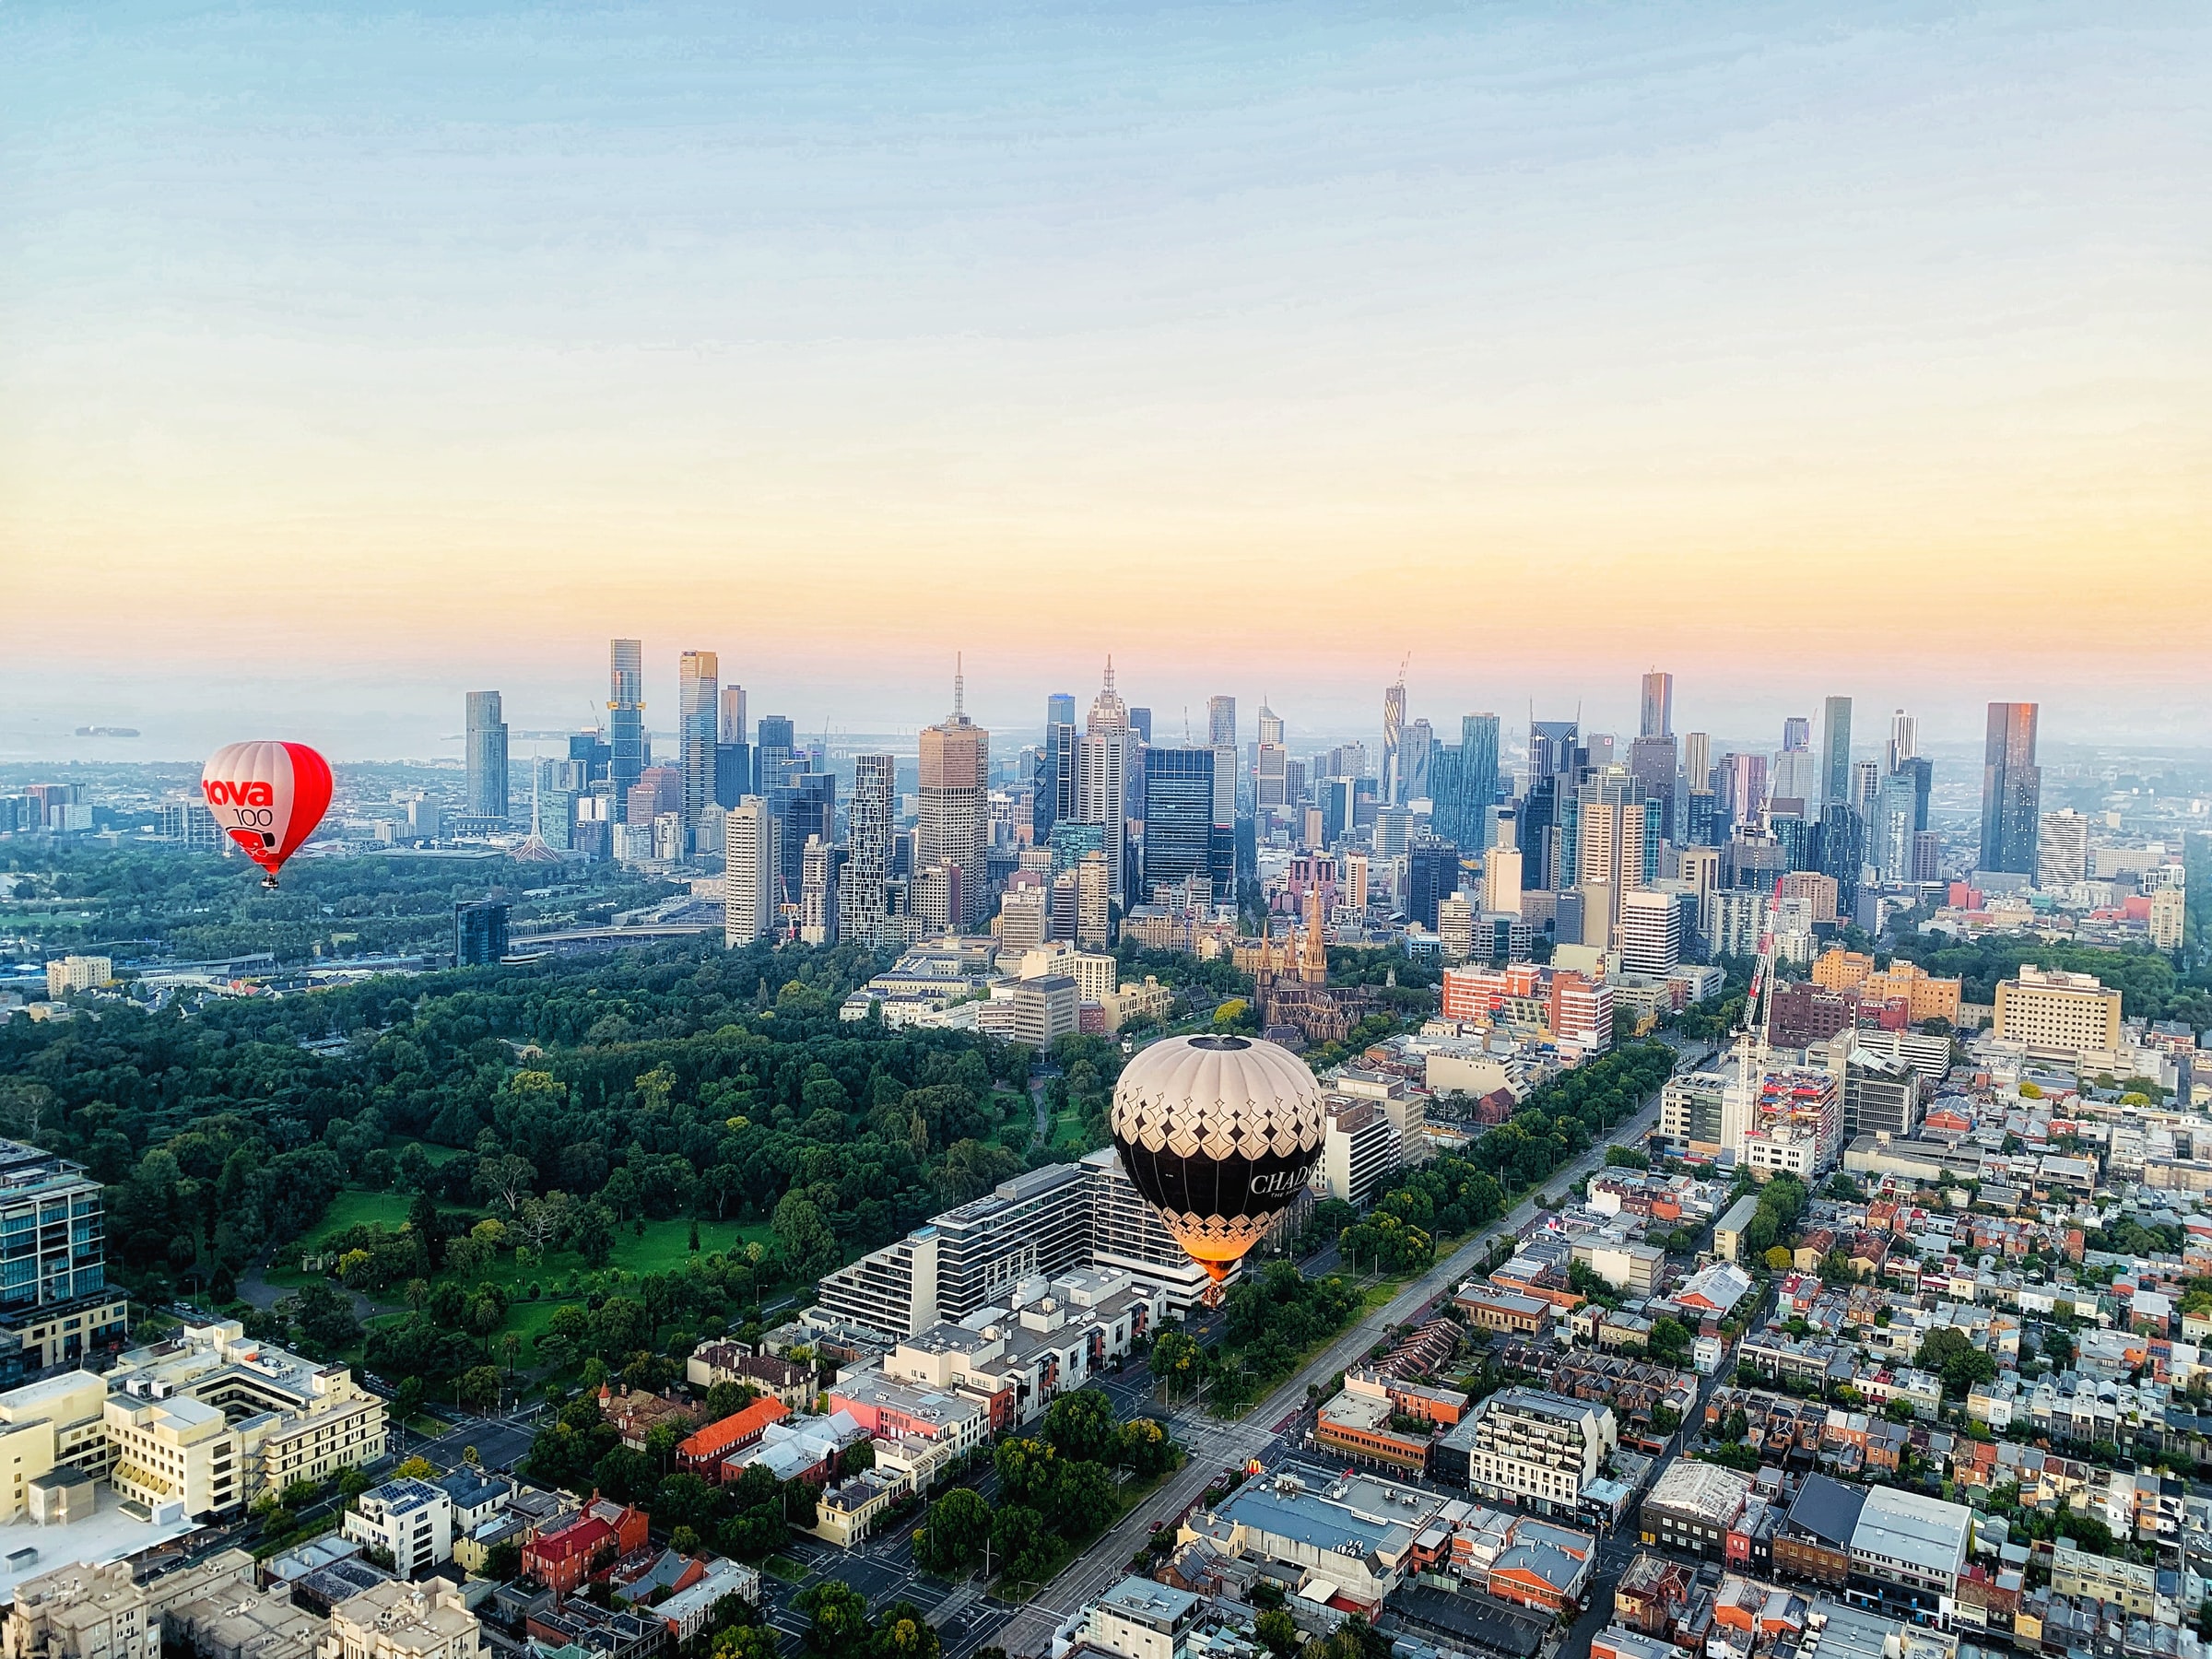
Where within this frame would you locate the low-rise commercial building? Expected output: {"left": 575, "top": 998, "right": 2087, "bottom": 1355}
{"left": 1438, "top": 1389, "right": 1615, "bottom": 1518}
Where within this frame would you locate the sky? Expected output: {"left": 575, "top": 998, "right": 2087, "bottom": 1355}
{"left": 3, "top": 1, "right": 2208, "bottom": 760}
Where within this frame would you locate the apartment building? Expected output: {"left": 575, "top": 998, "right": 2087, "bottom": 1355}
{"left": 343, "top": 1477, "right": 454, "bottom": 1574}
{"left": 1994, "top": 966, "right": 2124, "bottom": 1058}
{"left": 0, "top": 1140, "right": 128, "bottom": 1375}
{"left": 1434, "top": 1388, "right": 1616, "bottom": 1517}
{"left": 1313, "top": 1097, "right": 1401, "bottom": 1206}
{"left": 102, "top": 1320, "right": 387, "bottom": 1517}
{"left": 319, "top": 1577, "right": 480, "bottom": 1659}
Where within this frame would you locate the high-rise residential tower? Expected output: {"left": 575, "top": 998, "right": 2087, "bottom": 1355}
{"left": 1382, "top": 677, "right": 1407, "bottom": 806}
{"left": 608, "top": 640, "right": 644, "bottom": 822}
{"left": 918, "top": 661, "right": 992, "bottom": 931}
{"left": 465, "top": 690, "right": 509, "bottom": 820}
{"left": 677, "top": 651, "right": 719, "bottom": 844}
{"left": 1459, "top": 713, "right": 1501, "bottom": 849}
{"left": 1078, "top": 661, "right": 1132, "bottom": 901}
{"left": 1980, "top": 701, "right": 2041, "bottom": 876}
{"left": 1640, "top": 671, "right": 1674, "bottom": 740}
{"left": 1253, "top": 702, "right": 1288, "bottom": 810}
{"left": 1820, "top": 696, "right": 1853, "bottom": 807}
{"left": 841, "top": 753, "right": 895, "bottom": 945}
{"left": 724, "top": 799, "right": 776, "bottom": 947}
{"left": 1887, "top": 709, "right": 1917, "bottom": 772}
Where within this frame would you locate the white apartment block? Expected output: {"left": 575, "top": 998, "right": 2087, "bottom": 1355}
{"left": 1618, "top": 888, "right": 1683, "bottom": 977}
{"left": 1312, "top": 1098, "right": 1401, "bottom": 1206}
{"left": 343, "top": 1477, "right": 454, "bottom": 1575}
{"left": 319, "top": 1579, "right": 480, "bottom": 1659}
{"left": 1450, "top": 1388, "right": 1615, "bottom": 1519}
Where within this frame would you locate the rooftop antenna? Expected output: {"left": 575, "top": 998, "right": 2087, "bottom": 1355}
{"left": 953, "top": 653, "right": 965, "bottom": 718}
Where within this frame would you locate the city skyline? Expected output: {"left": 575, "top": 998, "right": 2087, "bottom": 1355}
{"left": 6, "top": 3, "right": 2208, "bottom": 756}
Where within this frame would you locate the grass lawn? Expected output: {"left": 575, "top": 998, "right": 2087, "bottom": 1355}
{"left": 759, "top": 1556, "right": 810, "bottom": 1585}
{"left": 384, "top": 1136, "right": 464, "bottom": 1166}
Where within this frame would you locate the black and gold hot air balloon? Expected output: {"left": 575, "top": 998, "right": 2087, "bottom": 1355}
{"left": 1109, "top": 1033, "right": 1326, "bottom": 1287}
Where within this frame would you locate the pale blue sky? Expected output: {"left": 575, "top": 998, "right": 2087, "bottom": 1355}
{"left": 4, "top": 2, "right": 2206, "bottom": 759}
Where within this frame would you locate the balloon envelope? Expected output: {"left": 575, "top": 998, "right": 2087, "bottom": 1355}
{"left": 201, "top": 741, "right": 334, "bottom": 883}
{"left": 1109, "top": 1033, "right": 1325, "bottom": 1283}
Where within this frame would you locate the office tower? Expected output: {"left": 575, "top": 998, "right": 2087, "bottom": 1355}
{"left": 1871, "top": 771, "right": 1918, "bottom": 884}
{"left": 1898, "top": 756, "right": 1933, "bottom": 834}
{"left": 838, "top": 753, "right": 893, "bottom": 945}
{"left": 755, "top": 715, "right": 796, "bottom": 792}
{"left": 1529, "top": 719, "right": 1580, "bottom": 782}
{"left": 800, "top": 837, "right": 844, "bottom": 945}
{"left": 2038, "top": 808, "right": 2089, "bottom": 889}
{"left": 1628, "top": 734, "right": 1677, "bottom": 841}
{"left": 1128, "top": 707, "right": 1152, "bottom": 744}
{"left": 1035, "top": 692, "right": 1078, "bottom": 843}
{"left": 720, "top": 685, "right": 747, "bottom": 747}
{"left": 1851, "top": 759, "right": 1880, "bottom": 813}
{"left": 1820, "top": 696, "right": 1853, "bottom": 806}
{"left": 1382, "top": 677, "right": 1406, "bottom": 805}
{"left": 1682, "top": 731, "right": 1712, "bottom": 794}
{"left": 1457, "top": 713, "right": 1501, "bottom": 850}
{"left": 1482, "top": 841, "right": 1524, "bottom": 917}
{"left": 1253, "top": 702, "right": 1288, "bottom": 810}
{"left": 608, "top": 640, "right": 644, "bottom": 822}
{"left": 628, "top": 764, "right": 684, "bottom": 830}
{"left": 1077, "top": 662, "right": 1132, "bottom": 901}
{"left": 1403, "top": 718, "right": 1435, "bottom": 805}
{"left": 1719, "top": 752, "right": 1768, "bottom": 828}
{"left": 1981, "top": 702, "right": 2041, "bottom": 876}
{"left": 1818, "top": 804, "right": 1864, "bottom": 919}
{"left": 1140, "top": 747, "right": 1223, "bottom": 900}
{"left": 1887, "top": 709, "right": 1917, "bottom": 771}
{"left": 918, "top": 663, "right": 992, "bottom": 931}
{"left": 724, "top": 799, "right": 777, "bottom": 947}
{"left": 1911, "top": 831, "right": 1942, "bottom": 884}
{"left": 1640, "top": 671, "right": 1674, "bottom": 740}
{"left": 1076, "top": 851, "right": 1111, "bottom": 948}
{"left": 1619, "top": 888, "right": 1683, "bottom": 975}
{"left": 677, "top": 651, "right": 718, "bottom": 842}
{"left": 1206, "top": 695, "right": 1239, "bottom": 830}
{"left": 1406, "top": 837, "right": 1460, "bottom": 931}
{"left": 1782, "top": 716, "right": 1810, "bottom": 753}
{"left": 454, "top": 899, "right": 511, "bottom": 966}
{"left": 768, "top": 771, "right": 835, "bottom": 901}
{"left": 464, "top": 691, "right": 509, "bottom": 820}
{"left": 713, "top": 742, "right": 753, "bottom": 809}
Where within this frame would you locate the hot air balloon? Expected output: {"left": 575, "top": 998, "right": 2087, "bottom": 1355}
{"left": 1109, "top": 1033, "right": 1325, "bottom": 1291}
{"left": 201, "top": 741, "right": 334, "bottom": 888}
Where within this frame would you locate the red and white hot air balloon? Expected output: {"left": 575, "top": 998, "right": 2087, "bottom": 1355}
{"left": 200, "top": 741, "right": 334, "bottom": 888}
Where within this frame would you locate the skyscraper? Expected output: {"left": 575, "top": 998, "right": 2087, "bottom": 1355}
{"left": 678, "top": 651, "right": 719, "bottom": 844}
{"left": 1682, "top": 731, "right": 1712, "bottom": 793}
{"left": 1627, "top": 733, "right": 1677, "bottom": 841}
{"left": 1140, "top": 747, "right": 1221, "bottom": 900}
{"left": 767, "top": 771, "right": 835, "bottom": 903}
{"left": 1820, "top": 696, "right": 1853, "bottom": 807}
{"left": 465, "top": 690, "right": 509, "bottom": 820}
{"left": 1980, "top": 702, "right": 2041, "bottom": 876}
{"left": 1406, "top": 836, "right": 1460, "bottom": 931}
{"left": 1034, "top": 692, "right": 1077, "bottom": 844}
{"left": 720, "top": 685, "right": 747, "bottom": 747}
{"left": 608, "top": 640, "right": 643, "bottom": 823}
{"left": 755, "top": 715, "right": 796, "bottom": 792}
{"left": 918, "top": 661, "right": 992, "bottom": 931}
{"left": 1640, "top": 671, "right": 1674, "bottom": 740}
{"left": 1253, "top": 702, "right": 1288, "bottom": 810}
{"left": 2038, "top": 809, "right": 2088, "bottom": 889}
{"left": 1078, "top": 661, "right": 1131, "bottom": 902}
{"left": 1887, "top": 708, "right": 1917, "bottom": 771}
{"left": 1382, "top": 677, "right": 1407, "bottom": 806}
{"left": 800, "top": 837, "right": 844, "bottom": 946}
{"left": 841, "top": 754, "right": 894, "bottom": 945}
{"left": 1459, "top": 713, "right": 1501, "bottom": 851}
{"left": 1529, "top": 719, "right": 1580, "bottom": 783}
{"left": 1207, "top": 696, "right": 1238, "bottom": 830}
{"left": 724, "top": 799, "right": 776, "bottom": 947}
{"left": 1403, "top": 718, "right": 1435, "bottom": 805}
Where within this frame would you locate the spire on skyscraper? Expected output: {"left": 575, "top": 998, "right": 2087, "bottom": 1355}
{"left": 954, "top": 653, "right": 965, "bottom": 718}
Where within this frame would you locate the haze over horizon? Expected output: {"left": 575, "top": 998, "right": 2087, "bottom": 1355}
{"left": 6, "top": 1, "right": 2208, "bottom": 755}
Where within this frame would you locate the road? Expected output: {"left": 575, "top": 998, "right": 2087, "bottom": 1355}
{"left": 991, "top": 1087, "right": 1668, "bottom": 1657}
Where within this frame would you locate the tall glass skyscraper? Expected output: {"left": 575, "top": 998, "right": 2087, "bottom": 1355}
{"left": 678, "top": 651, "right": 718, "bottom": 843}
{"left": 841, "top": 754, "right": 894, "bottom": 945}
{"left": 1460, "top": 712, "right": 1501, "bottom": 850}
{"left": 608, "top": 640, "right": 643, "bottom": 823}
{"left": 1140, "top": 747, "right": 1223, "bottom": 899}
{"left": 465, "top": 690, "right": 509, "bottom": 820}
{"left": 1820, "top": 696, "right": 1853, "bottom": 807}
{"left": 1980, "top": 702, "right": 2041, "bottom": 875}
